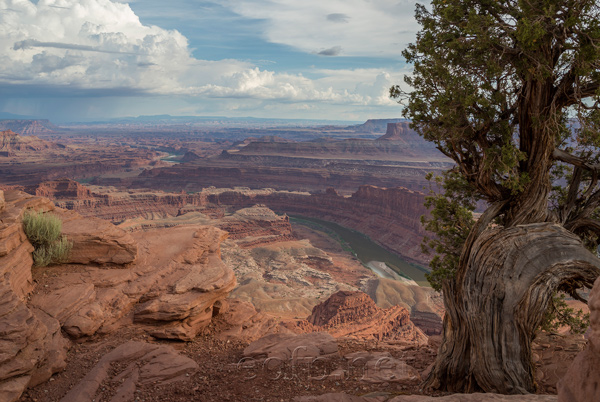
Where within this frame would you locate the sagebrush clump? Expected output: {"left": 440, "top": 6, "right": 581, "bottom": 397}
{"left": 22, "top": 210, "right": 72, "bottom": 267}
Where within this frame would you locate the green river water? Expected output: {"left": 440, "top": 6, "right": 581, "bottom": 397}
{"left": 290, "top": 215, "right": 430, "bottom": 286}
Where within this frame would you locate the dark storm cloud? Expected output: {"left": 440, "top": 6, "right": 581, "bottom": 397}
{"left": 326, "top": 13, "right": 350, "bottom": 23}
{"left": 13, "top": 39, "right": 137, "bottom": 55}
{"left": 317, "top": 46, "right": 342, "bottom": 56}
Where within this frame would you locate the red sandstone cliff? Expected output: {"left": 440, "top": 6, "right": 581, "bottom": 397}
{"left": 206, "top": 185, "right": 429, "bottom": 264}
{"left": 25, "top": 178, "right": 92, "bottom": 200}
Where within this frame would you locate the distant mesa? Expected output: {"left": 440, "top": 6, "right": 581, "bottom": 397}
{"left": 350, "top": 118, "right": 408, "bottom": 134}
{"left": 230, "top": 135, "right": 292, "bottom": 150}
{"left": 0, "top": 129, "right": 64, "bottom": 155}
{"left": 377, "top": 122, "right": 421, "bottom": 141}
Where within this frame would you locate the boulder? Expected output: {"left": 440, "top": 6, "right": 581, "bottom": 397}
{"left": 214, "top": 299, "right": 284, "bottom": 342}
{"left": 558, "top": 276, "right": 600, "bottom": 401}
{"left": 57, "top": 210, "right": 138, "bottom": 265}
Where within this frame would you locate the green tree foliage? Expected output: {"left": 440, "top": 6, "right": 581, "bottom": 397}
{"left": 393, "top": 0, "right": 600, "bottom": 303}
{"left": 421, "top": 170, "right": 475, "bottom": 291}
{"left": 22, "top": 210, "right": 72, "bottom": 267}
{"left": 540, "top": 292, "right": 590, "bottom": 334}
{"left": 392, "top": 0, "right": 600, "bottom": 391}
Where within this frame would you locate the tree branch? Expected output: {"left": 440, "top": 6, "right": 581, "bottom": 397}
{"left": 565, "top": 217, "right": 600, "bottom": 236}
{"left": 561, "top": 166, "right": 583, "bottom": 224}
{"left": 552, "top": 148, "right": 600, "bottom": 172}
{"left": 556, "top": 81, "right": 600, "bottom": 109}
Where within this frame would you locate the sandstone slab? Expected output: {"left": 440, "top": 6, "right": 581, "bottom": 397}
{"left": 244, "top": 332, "right": 338, "bottom": 362}
{"left": 60, "top": 341, "right": 198, "bottom": 402}
{"left": 344, "top": 351, "right": 420, "bottom": 384}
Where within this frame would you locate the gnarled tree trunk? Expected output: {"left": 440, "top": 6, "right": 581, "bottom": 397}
{"left": 423, "top": 223, "right": 600, "bottom": 394}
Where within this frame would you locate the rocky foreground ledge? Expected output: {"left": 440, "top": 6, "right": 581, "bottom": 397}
{"left": 0, "top": 189, "right": 235, "bottom": 401}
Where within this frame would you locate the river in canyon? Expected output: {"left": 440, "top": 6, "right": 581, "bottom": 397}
{"left": 290, "top": 215, "right": 430, "bottom": 286}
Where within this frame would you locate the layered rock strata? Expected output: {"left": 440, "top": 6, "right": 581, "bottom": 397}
{"left": 25, "top": 178, "right": 92, "bottom": 200}
{"left": 122, "top": 122, "right": 451, "bottom": 194}
{"left": 0, "top": 120, "right": 58, "bottom": 136}
{"left": 32, "top": 182, "right": 430, "bottom": 265}
{"left": 30, "top": 225, "right": 235, "bottom": 341}
{"left": 305, "top": 291, "right": 428, "bottom": 344}
{"left": 0, "top": 191, "right": 69, "bottom": 402}
{"left": 208, "top": 185, "right": 430, "bottom": 264}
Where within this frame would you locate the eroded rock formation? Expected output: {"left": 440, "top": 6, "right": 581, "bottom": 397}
{"left": 305, "top": 290, "right": 428, "bottom": 344}
{"left": 31, "top": 182, "right": 431, "bottom": 265}
{"left": 119, "top": 122, "right": 451, "bottom": 194}
{"left": 209, "top": 185, "right": 430, "bottom": 264}
{"left": 0, "top": 120, "right": 58, "bottom": 136}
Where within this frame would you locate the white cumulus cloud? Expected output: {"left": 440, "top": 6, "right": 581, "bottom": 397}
{"left": 0, "top": 0, "right": 413, "bottom": 116}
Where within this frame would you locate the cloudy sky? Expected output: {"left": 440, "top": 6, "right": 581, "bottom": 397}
{"left": 0, "top": 0, "right": 421, "bottom": 123}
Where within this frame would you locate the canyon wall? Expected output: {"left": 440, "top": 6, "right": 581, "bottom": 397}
{"left": 31, "top": 181, "right": 430, "bottom": 265}
{"left": 207, "top": 185, "right": 429, "bottom": 264}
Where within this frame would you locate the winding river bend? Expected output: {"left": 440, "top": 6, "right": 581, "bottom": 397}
{"left": 290, "top": 215, "right": 430, "bottom": 286}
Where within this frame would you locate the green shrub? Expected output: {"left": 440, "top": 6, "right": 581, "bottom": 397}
{"left": 22, "top": 210, "right": 72, "bottom": 267}
{"left": 22, "top": 210, "right": 62, "bottom": 248}
{"left": 539, "top": 292, "right": 590, "bottom": 335}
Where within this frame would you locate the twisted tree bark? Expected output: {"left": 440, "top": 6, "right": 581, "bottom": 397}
{"left": 423, "top": 223, "right": 600, "bottom": 393}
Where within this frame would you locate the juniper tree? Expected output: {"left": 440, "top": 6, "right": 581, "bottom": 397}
{"left": 392, "top": 0, "right": 600, "bottom": 393}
